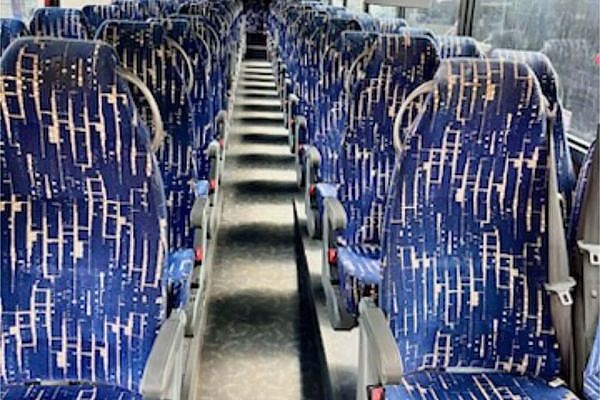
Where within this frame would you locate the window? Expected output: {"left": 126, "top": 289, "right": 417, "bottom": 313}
{"left": 347, "top": 0, "right": 365, "bottom": 12}
{"left": 473, "top": 0, "right": 600, "bottom": 143}
{"left": 404, "top": 0, "right": 460, "bottom": 35}
{"left": 1, "top": 0, "right": 40, "bottom": 20}
{"left": 369, "top": 5, "right": 398, "bottom": 18}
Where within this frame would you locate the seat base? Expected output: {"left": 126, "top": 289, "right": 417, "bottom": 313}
{"left": 383, "top": 372, "right": 577, "bottom": 400}
{"left": 3, "top": 384, "right": 142, "bottom": 400}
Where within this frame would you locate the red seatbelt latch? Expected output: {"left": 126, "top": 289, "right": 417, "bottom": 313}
{"left": 368, "top": 386, "right": 385, "bottom": 400}
{"left": 195, "top": 246, "right": 204, "bottom": 264}
{"left": 327, "top": 248, "right": 337, "bottom": 265}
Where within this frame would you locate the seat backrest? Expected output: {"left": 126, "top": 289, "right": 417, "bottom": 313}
{"left": 491, "top": 49, "right": 576, "bottom": 223}
{"left": 381, "top": 58, "right": 562, "bottom": 380}
{"left": 112, "top": 0, "right": 152, "bottom": 19}
{"left": 0, "top": 18, "right": 29, "bottom": 55}
{"left": 82, "top": 5, "right": 123, "bottom": 32}
{"left": 30, "top": 8, "right": 90, "bottom": 39}
{"left": 376, "top": 17, "right": 407, "bottom": 33}
{"left": 0, "top": 37, "right": 167, "bottom": 390}
{"left": 96, "top": 21, "right": 200, "bottom": 249}
{"left": 437, "top": 35, "right": 481, "bottom": 58}
{"left": 338, "top": 33, "right": 439, "bottom": 247}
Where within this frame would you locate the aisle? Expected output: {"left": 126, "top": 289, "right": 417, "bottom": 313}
{"left": 194, "top": 59, "right": 326, "bottom": 399}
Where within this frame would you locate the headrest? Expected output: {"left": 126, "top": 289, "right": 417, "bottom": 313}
{"left": 491, "top": 49, "right": 560, "bottom": 107}
{"left": 1, "top": 37, "right": 119, "bottom": 90}
{"left": 82, "top": 5, "right": 122, "bottom": 30}
{"left": 96, "top": 20, "right": 165, "bottom": 51}
{"left": 435, "top": 58, "right": 544, "bottom": 117}
{"left": 30, "top": 7, "right": 90, "bottom": 39}
{"left": 0, "top": 18, "right": 29, "bottom": 54}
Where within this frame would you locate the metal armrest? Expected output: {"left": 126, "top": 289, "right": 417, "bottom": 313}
{"left": 356, "top": 299, "right": 402, "bottom": 399}
{"left": 140, "top": 310, "right": 186, "bottom": 400}
{"left": 324, "top": 197, "right": 346, "bottom": 233}
{"left": 190, "top": 193, "right": 209, "bottom": 229}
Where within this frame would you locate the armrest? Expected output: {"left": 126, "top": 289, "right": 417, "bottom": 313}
{"left": 140, "top": 310, "right": 186, "bottom": 399}
{"left": 358, "top": 298, "right": 403, "bottom": 385}
{"left": 190, "top": 191, "right": 209, "bottom": 229}
{"left": 324, "top": 197, "right": 346, "bottom": 233}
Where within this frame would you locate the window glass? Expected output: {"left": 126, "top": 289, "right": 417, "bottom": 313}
{"left": 369, "top": 5, "right": 398, "bottom": 18}
{"left": 404, "top": 0, "right": 460, "bottom": 35}
{"left": 473, "top": 0, "right": 600, "bottom": 143}
{"left": 332, "top": 0, "right": 345, "bottom": 6}
{"left": 0, "top": 0, "right": 39, "bottom": 20}
{"left": 346, "top": 0, "right": 364, "bottom": 12}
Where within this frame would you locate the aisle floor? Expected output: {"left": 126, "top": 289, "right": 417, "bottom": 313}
{"left": 194, "top": 59, "right": 326, "bottom": 399}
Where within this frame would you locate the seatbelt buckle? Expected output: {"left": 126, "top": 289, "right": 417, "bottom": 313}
{"left": 577, "top": 241, "right": 600, "bottom": 266}
{"left": 544, "top": 277, "right": 577, "bottom": 306}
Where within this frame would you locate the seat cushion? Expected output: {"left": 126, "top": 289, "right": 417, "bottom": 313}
{"left": 3, "top": 384, "right": 142, "bottom": 400}
{"left": 384, "top": 372, "right": 577, "bottom": 400}
{"left": 337, "top": 245, "right": 381, "bottom": 314}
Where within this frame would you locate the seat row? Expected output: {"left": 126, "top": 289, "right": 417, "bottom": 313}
{"left": 0, "top": 1, "right": 245, "bottom": 399}
{"left": 267, "top": 1, "right": 599, "bottom": 399}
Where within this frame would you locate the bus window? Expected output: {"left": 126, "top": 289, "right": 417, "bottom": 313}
{"left": 404, "top": 0, "right": 460, "bottom": 35}
{"left": 346, "top": 0, "right": 365, "bottom": 12}
{"left": 473, "top": 0, "right": 600, "bottom": 143}
{"left": 369, "top": 4, "right": 399, "bottom": 18}
{"left": 0, "top": 0, "right": 41, "bottom": 20}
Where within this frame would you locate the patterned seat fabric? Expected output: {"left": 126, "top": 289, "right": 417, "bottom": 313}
{"left": 567, "top": 140, "right": 597, "bottom": 247}
{"left": 0, "top": 37, "right": 167, "bottom": 392}
{"left": 584, "top": 318, "right": 600, "bottom": 400}
{"left": 2, "top": 384, "right": 142, "bottom": 400}
{"left": 384, "top": 372, "right": 577, "bottom": 400}
{"left": 380, "top": 59, "right": 574, "bottom": 397}
{"left": 30, "top": 8, "right": 90, "bottom": 39}
{"left": 437, "top": 35, "right": 482, "bottom": 58}
{"left": 96, "top": 21, "right": 202, "bottom": 250}
{"left": 82, "top": 5, "right": 123, "bottom": 32}
{"left": 491, "top": 50, "right": 577, "bottom": 227}
{"left": 111, "top": 0, "right": 153, "bottom": 20}
{"left": 376, "top": 18, "right": 407, "bottom": 33}
{"left": 332, "top": 33, "right": 439, "bottom": 314}
{"left": 0, "top": 18, "right": 29, "bottom": 55}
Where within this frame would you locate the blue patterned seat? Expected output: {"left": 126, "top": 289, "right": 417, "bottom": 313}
{"left": 96, "top": 21, "right": 206, "bottom": 250}
{"left": 490, "top": 50, "right": 577, "bottom": 227}
{"left": 318, "top": 34, "right": 439, "bottom": 328}
{"left": 111, "top": 0, "right": 153, "bottom": 19}
{"left": 585, "top": 318, "right": 600, "bottom": 399}
{"left": 384, "top": 372, "right": 576, "bottom": 399}
{"left": 30, "top": 8, "right": 91, "bottom": 39}
{"left": 437, "top": 35, "right": 482, "bottom": 58}
{"left": 0, "top": 37, "right": 188, "bottom": 397}
{"left": 82, "top": 5, "right": 123, "bottom": 32}
{"left": 0, "top": 18, "right": 29, "bottom": 55}
{"left": 3, "top": 384, "right": 142, "bottom": 400}
{"left": 369, "top": 59, "right": 576, "bottom": 399}
{"left": 376, "top": 18, "right": 407, "bottom": 33}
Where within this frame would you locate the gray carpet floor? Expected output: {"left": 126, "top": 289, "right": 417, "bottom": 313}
{"left": 194, "top": 60, "right": 326, "bottom": 400}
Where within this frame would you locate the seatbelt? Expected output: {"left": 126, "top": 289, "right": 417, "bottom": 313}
{"left": 576, "top": 138, "right": 600, "bottom": 391}
{"left": 544, "top": 105, "right": 577, "bottom": 387}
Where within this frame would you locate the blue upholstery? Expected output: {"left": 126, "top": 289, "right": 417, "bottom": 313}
{"left": 82, "top": 5, "right": 124, "bottom": 31}
{"left": 30, "top": 8, "right": 90, "bottom": 39}
{"left": 584, "top": 318, "right": 600, "bottom": 400}
{"left": 96, "top": 21, "right": 201, "bottom": 250}
{"left": 164, "top": 249, "right": 195, "bottom": 312}
{"left": 111, "top": 0, "right": 153, "bottom": 20}
{"left": 323, "top": 33, "right": 439, "bottom": 315}
{"left": 2, "top": 384, "right": 142, "bottom": 400}
{"left": 337, "top": 246, "right": 381, "bottom": 313}
{"left": 384, "top": 372, "right": 577, "bottom": 399}
{"left": 490, "top": 49, "right": 576, "bottom": 227}
{"left": 0, "top": 18, "right": 29, "bottom": 55}
{"left": 0, "top": 37, "right": 167, "bottom": 391}
{"left": 437, "top": 35, "right": 481, "bottom": 58}
{"left": 381, "top": 59, "right": 566, "bottom": 388}
{"left": 376, "top": 18, "right": 407, "bottom": 33}
{"left": 568, "top": 140, "right": 597, "bottom": 247}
